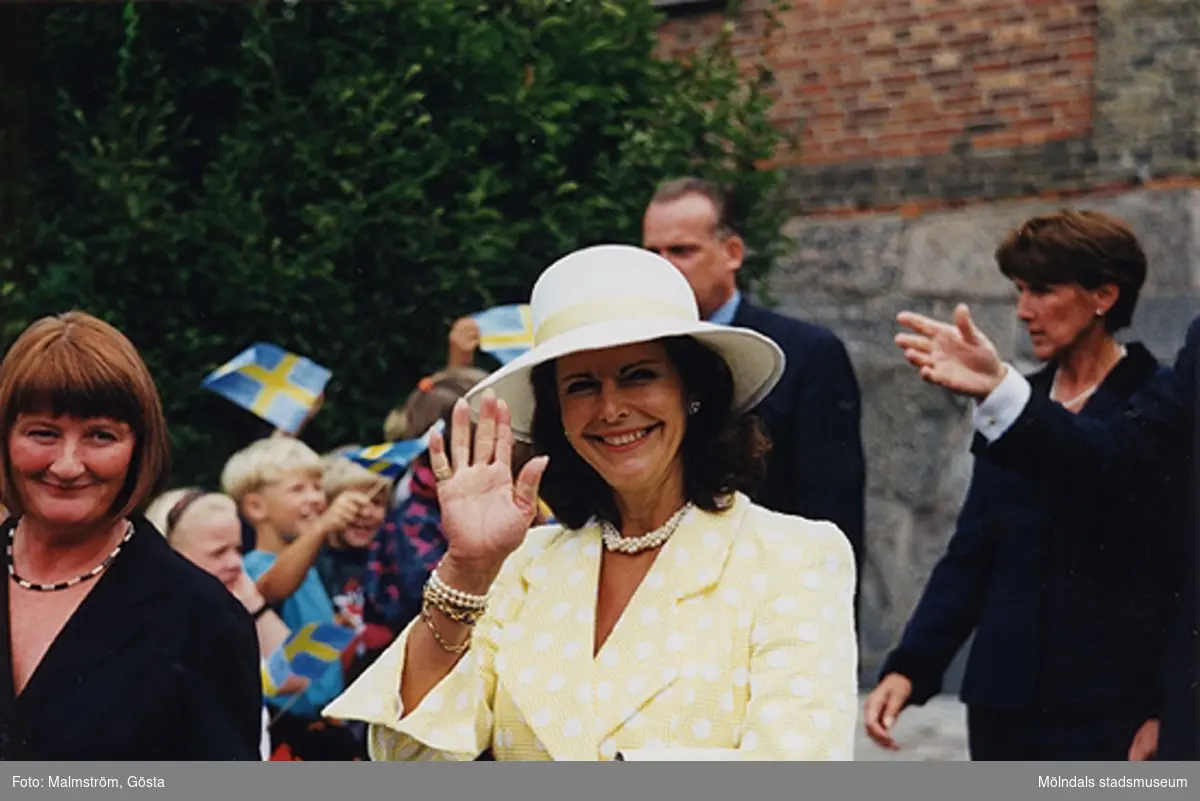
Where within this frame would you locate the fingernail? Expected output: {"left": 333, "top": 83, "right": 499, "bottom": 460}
{"left": 883, "top": 716, "right": 895, "bottom": 728}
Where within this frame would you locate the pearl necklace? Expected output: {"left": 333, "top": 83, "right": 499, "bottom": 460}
{"left": 599, "top": 503, "right": 693, "bottom": 555}
{"left": 7, "top": 521, "right": 134, "bottom": 592}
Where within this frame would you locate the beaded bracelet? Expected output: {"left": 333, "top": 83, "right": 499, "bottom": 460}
{"left": 420, "top": 601, "right": 472, "bottom": 654}
{"left": 422, "top": 582, "right": 486, "bottom": 625}
{"left": 428, "top": 568, "right": 489, "bottom": 610}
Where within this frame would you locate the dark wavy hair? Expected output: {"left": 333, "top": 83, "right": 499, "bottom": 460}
{"left": 530, "top": 336, "right": 771, "bottom": 530}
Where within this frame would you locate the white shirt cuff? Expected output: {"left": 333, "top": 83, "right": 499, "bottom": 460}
{"left": 972, "top": 365, "right": 1032, "bottom": 442}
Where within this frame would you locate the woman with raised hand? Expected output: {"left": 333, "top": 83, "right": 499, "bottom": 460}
{"left": 324, "top": 245, "right": 858, "bottom": 761}
{"left": 865, "top": 210, "right": 1183, "bottom": 760}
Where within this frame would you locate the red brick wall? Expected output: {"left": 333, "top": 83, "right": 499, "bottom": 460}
{"left": 657, "top": 0, "right": 1097, "bottom": 167}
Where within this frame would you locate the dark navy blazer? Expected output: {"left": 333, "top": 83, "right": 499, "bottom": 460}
{"left": 977, "top": 321, "right": 1199, "bottom": 760}
{"left": 0, "top": 516, "right": 262, "bottom": 760}
{"left": 731, "top": 300, "right": 866, "bottom": 569}
{"left": 882, "top": 343, "right": 1184, "bottom": 729}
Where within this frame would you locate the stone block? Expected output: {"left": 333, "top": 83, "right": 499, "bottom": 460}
{"left": 1086, "top": 189, "right": 1198, "bottom": 293}
{"left": 773, "top": 213, "right": 908, "bottom": 297}
{"left": 858, "top": 364, "right": 973, "bottom": 511}
{"left": 1192, "top": 190, "right": 1200, "bottom": 291}
{"left": 900, "top": 201, "right": 1056, "bottom": 299}
{"left": 858, "top": 495, "right": 916, "bottom": 659}
{"left": 1126, "top": 294, "right": 1200, "bottom": 357}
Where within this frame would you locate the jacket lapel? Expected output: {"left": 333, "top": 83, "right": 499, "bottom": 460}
{"left": 14, "top": 518, "right": 172, "bottom": 711}
{"left": 730, "top": 298, "right": 756, "bottom": 329}
{"left": 592, "top": 497, "right": 747, "bottom": 745}
{"left": 501, "top": 498, "right": 749, "bottom": 759}
{"left": 499, "top": 527, "right": 603, "bottom": 761}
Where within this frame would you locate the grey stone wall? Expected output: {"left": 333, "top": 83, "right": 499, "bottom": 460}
{"left": 766, "top": 187, "right": 1200, "bottom": 687}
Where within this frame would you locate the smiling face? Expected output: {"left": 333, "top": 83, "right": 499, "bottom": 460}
{"left": 1014, "top": 278, "right": 1118, "bottom": 361}
{"left": 555, "top": 341, "right": 688, "bottom": 498}
{"left": 336, "top": 484, "right": 388, "bottom": 549}
{"left": 245, "top": 467, "right": 327, "bottom": 543}
{"left": 7, "top": 414, "right": 136, "bottom": 529}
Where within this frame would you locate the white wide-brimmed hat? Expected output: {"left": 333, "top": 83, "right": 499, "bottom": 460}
{"left": 466, "top": 244, "right": 785, "bottom": 441}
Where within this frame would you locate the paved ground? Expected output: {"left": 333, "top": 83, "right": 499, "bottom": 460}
{"left": 853, "top": 693, "right": 969, "bottom": 761}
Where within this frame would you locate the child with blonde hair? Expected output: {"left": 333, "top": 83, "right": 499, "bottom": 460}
{"left": 221, "top": 436, "right": 368, "bottom": 760}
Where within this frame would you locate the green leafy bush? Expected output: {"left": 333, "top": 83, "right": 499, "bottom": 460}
{"left": 0, "top": 0, "right": 790, "bottom": 487}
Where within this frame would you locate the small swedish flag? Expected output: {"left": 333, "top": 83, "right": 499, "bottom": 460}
{"left": 201, "top": 343, "right": 331, "bottom": 434}
{"left": 472, "top": 304, "right": 534, "bottom": 365}
{"left": 343, "top": 419, "right": 445, "bottom": 479}
{"left": 262, "top": 621, "right": 356, "bottom": 699}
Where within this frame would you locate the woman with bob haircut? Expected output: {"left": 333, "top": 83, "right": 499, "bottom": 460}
{"left": 869, "top": 210, "right": 1183, "bottom": 760}
{"left": 325, "top": 245, "right": 858, "bottom": 761}
{"left": 0, "top": 311, "right": 261, "bottom": 760}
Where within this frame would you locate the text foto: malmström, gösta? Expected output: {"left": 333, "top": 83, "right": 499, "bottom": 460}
{"left": 13, "top": 775, "right": 165, "bottom": 789}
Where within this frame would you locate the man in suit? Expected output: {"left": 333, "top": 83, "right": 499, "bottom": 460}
{"left": 643, "top": 178, "right": 867, "bottom": 600}
{"left": 895, "top": 306, "right": 1198, "bottom": 760}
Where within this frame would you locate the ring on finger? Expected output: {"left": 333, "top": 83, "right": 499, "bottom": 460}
{"left": 433, "top": 464, "right": 454, "bottom": 482}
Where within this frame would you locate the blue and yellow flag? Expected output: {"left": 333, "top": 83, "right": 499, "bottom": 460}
{"left": 202, "top": 343, "right": 331, "bottom": 434}
{"left": 262, "top": 621, "right": 356, "bottom": 699}
{"left": 343, "top": 419, "right": 445, "bottom": 479}
{"left": 472, "top": 304, "right": 534, "bottom": 365}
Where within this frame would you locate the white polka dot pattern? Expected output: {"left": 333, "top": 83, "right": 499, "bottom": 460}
{"left": 739, "top": 517, "right": 858, "bottom": 760}
{"left": 326, "top": 503, "right": 857, "bottom": 762}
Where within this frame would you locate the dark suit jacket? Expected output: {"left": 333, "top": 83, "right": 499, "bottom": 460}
{"left": 731, "top": 299, "right": 866, "bottom": 568}
{"left": 979, "top": 323, "right": 1199, "bottom": 760}
{"left": 0, "top": 515, "right": 262, "bottom": 760}
{"left": 882, "top": 344, "right": 1182, "bottom": 727}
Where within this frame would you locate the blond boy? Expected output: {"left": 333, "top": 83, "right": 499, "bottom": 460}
{"left": 219, "top": 437, "right": 368, "bottom": 758}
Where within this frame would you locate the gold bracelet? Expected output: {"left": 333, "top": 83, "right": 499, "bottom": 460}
{"left": 420, "top": 602, "right": 472, "bottom": 654}
{"left": 423, "top": 574, "right": 488, "bottom": 624}
{"left": 423, "top": 591, "right": 485, "bottom": 625}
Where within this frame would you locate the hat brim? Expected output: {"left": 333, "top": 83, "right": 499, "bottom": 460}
{"left": 465, "top": 317, "right": 785, "bottom": 441}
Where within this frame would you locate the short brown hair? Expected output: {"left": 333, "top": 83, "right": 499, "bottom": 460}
{"left": 650, "top": 177, "right": 740, "bottom": 239}
{"left": 0, "top": 311, "right": 171, "bottom": 520}
{"left": 530, "top": 336, "right": 770, "bottom": 530}
{"left": 996, "top": 209, "right": 1147, "bottom": 332}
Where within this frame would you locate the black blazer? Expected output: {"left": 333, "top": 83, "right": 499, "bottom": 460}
{"left": 882, "top": 344, "right": 1183, "bottom": 725}
{"left": 977, "top": 322, "right": 1198, "bottom": 760}
{"left": 731, "top": 300, "right": 866, "bottom": 566}
{"left": 0, "top": 516, "right": 262, "bottom": 760}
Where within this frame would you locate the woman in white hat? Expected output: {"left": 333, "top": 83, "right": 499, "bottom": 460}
{"left": 324, "top": 245, "right": 858, "bottom": 761}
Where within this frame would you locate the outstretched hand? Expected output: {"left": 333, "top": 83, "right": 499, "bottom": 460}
{"left": 428, "top": 391, "right": 548, "bottom": 580}
{"left": 895, "top": 304, "right": 1008, "bottom": 399}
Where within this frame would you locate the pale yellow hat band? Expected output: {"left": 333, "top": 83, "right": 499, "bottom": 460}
{"left": 534, "top": 297, "right": 695, "bottom": 345}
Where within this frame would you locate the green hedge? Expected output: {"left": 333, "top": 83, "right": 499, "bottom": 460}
{"left": 0, "top": 0, "right": 791, "bottom": 488}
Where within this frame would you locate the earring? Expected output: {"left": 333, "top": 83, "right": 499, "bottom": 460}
{"left": 688, "top": 400, "right": 701, "bottom": 415}
{"left": 1095, "top": 309, "right": 1104, "bottom": 317}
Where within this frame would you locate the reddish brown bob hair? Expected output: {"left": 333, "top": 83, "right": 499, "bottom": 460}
{"left": 995, "top": 209, "right": 1147, "bottom": 332}
{"left": 0, "top": 311, "right": 170, "bottom": 521}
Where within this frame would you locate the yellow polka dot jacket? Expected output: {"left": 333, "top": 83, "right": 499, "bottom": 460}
{"left": 321, "top": 493, "right": 858, "bottom": 761}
